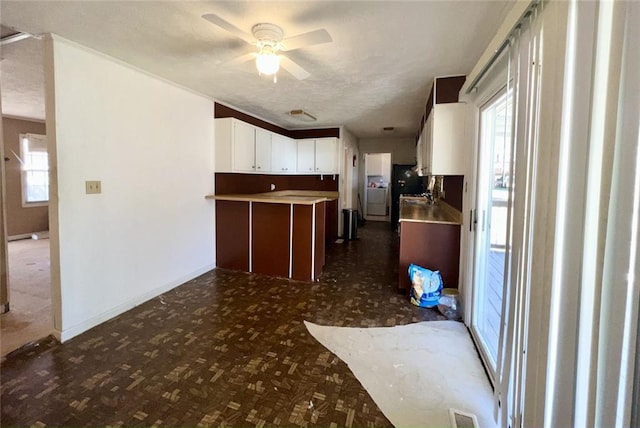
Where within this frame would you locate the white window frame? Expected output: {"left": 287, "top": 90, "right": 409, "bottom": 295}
{"left": 19, "top": 133, "right": 49, "bottom": 208}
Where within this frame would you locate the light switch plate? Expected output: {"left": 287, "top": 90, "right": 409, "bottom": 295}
{"left": 85, "top": 180, "right": 102, "bottom": 194}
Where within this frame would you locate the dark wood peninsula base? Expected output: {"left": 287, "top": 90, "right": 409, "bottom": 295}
{"left": 210, "top": 191, "right": 336, "bottom": 282}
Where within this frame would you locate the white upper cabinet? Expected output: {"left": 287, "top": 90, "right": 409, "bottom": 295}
{"left": 418, "top": 103, "right": 469, "bottom": 176}
{"left": 365, "top": 153, "right": 384, "bottom": 176}
{"left": 422, "top": 112, "right": 433, "bottom": 175}
{"left": 296, "top": 137, "right": 338, "bottom": 174}
{"left": 232, "top": 120, "right": 256, "bottom": 172}
{"left": 271, "top": 134, "right": 297, "bottom": 173}
{"left": 215, "top": 117, "right": 339, "bottom": 175}
{"left": 216, "top": 118, "right": 273, "bottom": 173}
{"left": 314, "top": 138, "right": 338, "bottom": 173}
{"left": 254, "top": 128, "right": 272, "bottom": 173}
{"left": 416, "top": 131, "right": 424, "bottom": 175}
{"left": 297, "top": 139, "right": 315, "bottom": 173}
{"left": 431, "top": 103, "right": 469, "bottom": 175}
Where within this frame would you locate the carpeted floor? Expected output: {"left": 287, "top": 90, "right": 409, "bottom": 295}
{"left": 0, "top": 222, "right": 445, "bottom": 427}
{"left": 0, "top": 238, "right": 52, "bottom": 356}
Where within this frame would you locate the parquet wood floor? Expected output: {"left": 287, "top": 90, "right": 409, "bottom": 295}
{"left": 1, "top": 222, "right": 444, "bottom": 427}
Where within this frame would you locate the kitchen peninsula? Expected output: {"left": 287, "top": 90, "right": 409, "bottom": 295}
{"left": 207, "top": 190, "right": 339, "bottom": 282}
{"left": 398, "top": 195, "right": 463, "bottom": 290}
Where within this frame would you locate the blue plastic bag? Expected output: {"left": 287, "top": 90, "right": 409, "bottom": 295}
{"left": 408, "top": 264, "right": 443, "bottom": 308}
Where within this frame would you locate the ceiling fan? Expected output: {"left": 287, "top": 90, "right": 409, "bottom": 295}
{"left": 202, "top": 14, "right": 332, "bottom": 82}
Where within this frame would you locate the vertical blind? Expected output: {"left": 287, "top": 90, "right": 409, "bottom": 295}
{"left": 465, "top": 0, "right": 639, "bottom": 426}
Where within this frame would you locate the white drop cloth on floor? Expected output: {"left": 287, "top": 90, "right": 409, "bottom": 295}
{"left": 304, "top": 320, "right": 496, "bottom": 428}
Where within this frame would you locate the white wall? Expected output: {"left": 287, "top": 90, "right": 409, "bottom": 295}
{"left": 45, "top": 35, "right": 215, "bottom": 341}
{"left": 358, "top": 137, "right": 416, "bottom": 164}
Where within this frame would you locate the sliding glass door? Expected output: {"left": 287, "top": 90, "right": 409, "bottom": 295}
{"left": 471, "top": 89, "right": 513, "bottom": 382}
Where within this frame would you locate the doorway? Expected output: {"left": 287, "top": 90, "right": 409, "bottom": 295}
{"left": 470, "top": 89, "right": 513, "bottom": 382}
{"left": 364, "top": 153, "right": 391, "bottom": 222}
{"left": 0, "top": 35, "right": 53, "bottom": 356}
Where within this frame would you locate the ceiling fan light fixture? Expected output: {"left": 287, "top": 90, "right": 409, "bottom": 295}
{"left": 288, "top": 109, "right": 317, "bottom": 122}
{"left": 255, "top": 46, "right": 280, "bottom": 76}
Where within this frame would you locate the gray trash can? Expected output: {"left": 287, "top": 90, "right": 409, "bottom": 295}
{"left": 343, "top": 208, "right": 358, "bottom": 240}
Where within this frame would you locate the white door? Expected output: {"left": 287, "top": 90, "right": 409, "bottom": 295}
{"left": 470, "top": 89, "right": 513, "bottom": 382}
{"left": 233, "top": 120, "right": 255, "bottom": 172}
{"left": 315, "top": 138, "right": 336, "bottom": 173}
{"left": 297, "top": 139, "right": 315, "bottom": 173}
{"left": 271, "top": 134, "right": 297, "bottom": 173}
{"left": 431, "top": 103, "right": 469, "bottom": 175}
{"left": 254, "top": 129, "right": 272, "bottom": 172}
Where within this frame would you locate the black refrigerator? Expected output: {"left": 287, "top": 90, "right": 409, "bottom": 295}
{"left": 390, "top": 164, "right": 426, "bottom": 229}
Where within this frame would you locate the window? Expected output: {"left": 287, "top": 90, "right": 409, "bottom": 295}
{"left": 20, "top": 133, "right": 49, "bottom": 206}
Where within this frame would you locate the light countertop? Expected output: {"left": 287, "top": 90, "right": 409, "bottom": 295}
{"left": 205, "top": 190, "right": 339, "bottom": 205}
{"left": 399, "top": 196, "right": 462, "bottom": 225}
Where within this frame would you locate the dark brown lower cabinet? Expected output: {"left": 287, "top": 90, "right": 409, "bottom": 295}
{"left": 215, "top": 200, "right": 249, "bottom": 271}
{"left": 398, "top": 221, "right": 461, "bottom": 290}
{"left": 252, "top": 203, "right": 290, "bottom": 278}
{"left": 314, "top": 202, "right": 326, "bottom": 278}
{"left": 325, "top": 199, "right": 338, "bottom": 243}
{"left": 216, "top": 199, "right": 327, "bottom": 282}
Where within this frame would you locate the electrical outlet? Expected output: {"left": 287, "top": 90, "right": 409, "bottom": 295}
{"left": 85, "top": 180, "right": 102, "bottom": 194}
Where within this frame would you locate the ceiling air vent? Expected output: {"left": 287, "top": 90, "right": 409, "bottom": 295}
{"left": 382, "top": 127, "right": 395, "bottom": 135}
{"left": 288, "top": 109, "right": 317, "bottom": 122}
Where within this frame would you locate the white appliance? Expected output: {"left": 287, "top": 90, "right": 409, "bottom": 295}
{"left": 367, "top": 187, "right": 387, "bottom": 216}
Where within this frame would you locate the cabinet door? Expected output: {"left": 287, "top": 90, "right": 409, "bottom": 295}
{"left": 233, "top": 120, "right": 256, "bottom": 172}
{"left": 271, "top": 134, "right": 297, "bottom": 173}
{"left": 431, "top": 103, "right": 468, "bottom": 175}
{"left": 255, "top": 129, "right": 272, "bottom": 172}
{"left": 423, "top": 114, "right": 433, "bottom": 175}
{"left": 297, "top": 139, "right": 315, "bottom": 173}
{"left": 416, "top": 132, "right": 424, "bottom": 175}
{"left": 214, "top": 118, "right": 233, "bottom": 172}
{"left": 315, "top": 138, "right": 337, "bottom": 173}
{"left": 366, "top": 154, "right": 382, "bottom": 176}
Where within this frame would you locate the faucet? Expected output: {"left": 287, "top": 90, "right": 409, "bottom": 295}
{"left": 422, "top": 191, "right": 435, "bottom": 205}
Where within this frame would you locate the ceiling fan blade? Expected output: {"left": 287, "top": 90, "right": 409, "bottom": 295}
{"left": 279, "top": 56, "right": 311, "bottom": 80}
{"left": 280, "top": 29, "right": 332, "bottom": 51}
{"left": 227, "top": 52, "right": 256, "bottom": 67}
{"left": 202, "top": 14, "right": 254, "bottom": 44}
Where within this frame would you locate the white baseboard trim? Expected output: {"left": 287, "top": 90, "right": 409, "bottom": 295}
{"left": 8, "top": 230, "right": 49, "bottom": 241}
{"left": 8, "top": 232, "right": 38, "bottom": 241}
{"left": 59, "top": 264, "right": 216, "bottom": 342}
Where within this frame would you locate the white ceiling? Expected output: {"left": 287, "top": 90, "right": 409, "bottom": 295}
{"left": 0, "top": 1, "right": 513, "bottom": 138}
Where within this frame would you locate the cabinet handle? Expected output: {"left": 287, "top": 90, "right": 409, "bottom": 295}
{"left": 257, "top": 166, "right": 261, "bottom": 169}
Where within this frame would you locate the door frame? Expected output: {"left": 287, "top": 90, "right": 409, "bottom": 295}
{"left": 472, "top": 87, "right": 511, "bottom": 383}
{"left": 464, "top": 82, "right": 513, "bottom": 387}
{"left": 0, "top": 111, "right": 9, "bottom": 314}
